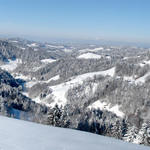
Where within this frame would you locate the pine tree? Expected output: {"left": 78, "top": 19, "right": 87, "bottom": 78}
{"left": 59, "top": 108, "right": 70, "bottom": 128}
{"left": 47, "top": 104, "right": 63, "bottom": 127}
{"left": 111, "top": 120, "right": 123, "bottom": 139}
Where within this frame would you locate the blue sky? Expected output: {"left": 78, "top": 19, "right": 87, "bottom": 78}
{"left": 0, "top": 0, "right": 150, "bottom": 43}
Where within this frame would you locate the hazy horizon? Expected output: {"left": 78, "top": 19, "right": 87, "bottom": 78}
{"left": 0, "top": 0, "right": 150, "bottom": 45}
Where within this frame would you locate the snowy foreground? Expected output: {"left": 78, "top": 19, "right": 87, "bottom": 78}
{"left": 0, "top": 116, "right": 149, "bottom": 150}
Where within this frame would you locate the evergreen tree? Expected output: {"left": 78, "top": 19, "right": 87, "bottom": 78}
{"left": 47, "top": 104, "right": 62, "bottom": 127}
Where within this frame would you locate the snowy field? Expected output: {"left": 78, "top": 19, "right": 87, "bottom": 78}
{"left": 88, "top": 100, "right": 124, "bottom": 117}
{"left": 77, "top": 52, "right": 102, "bottom": 59}
{"left": 0, "top": 59, "right": 22, "bottom": 71}
{"left": 0, "top": 116, "right": 148, "bottom": 150}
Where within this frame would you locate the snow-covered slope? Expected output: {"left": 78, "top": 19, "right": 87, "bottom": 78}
{"left": 42, "top": 75, "right": 60, "bottom": 83}
{"left": 41, "top": 58, "right": 56, "bottom": 64}
{"left": 27, "top": 43, "right": 38, "bottom": 47}
{"left": 88, "top": 100, "right": 124, "bottom": 118}
{"left": 46, "top": 44, "right": 64, "bottom": 49}
{"left": 0, "top": 59, "right": 22, "bottom": 71}
{"left": 0, "top": 116, "right": 148, "bottom": 150}
{"left": 77, "top": 52, "right": 102, "bottom": 59}
{"left": 123, "top": 72, "right": 150, "bottom": 84}
{"left": 140, "top": 60, "right": 150, "bottom": 67}
{"left": 79, "top": 47, "right": 104, "bottom": 52}
{"left": 33, "top": 67, "right": 115, "bottom": 107}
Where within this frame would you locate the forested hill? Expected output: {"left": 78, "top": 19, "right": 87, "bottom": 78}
{"left": 0, "top": 38, "right": 150, "bottom": 146}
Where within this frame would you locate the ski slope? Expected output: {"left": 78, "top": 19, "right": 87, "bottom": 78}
{"left": 0, "top": 116, "right": 148, "bottom": 150}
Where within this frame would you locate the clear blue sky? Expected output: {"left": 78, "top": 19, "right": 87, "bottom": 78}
{"left": 0, "top": 0, "right": 150, "bottom": 43}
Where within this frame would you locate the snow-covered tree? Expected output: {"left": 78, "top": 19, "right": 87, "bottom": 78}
{"left": 123, "top": 125, "right": 138, "bottom": 143}
{"left": 134, "top": 122, "right": 150, "bottom": 145}
{"left": 47, "top": 104, "right": 63, "bottom": 127}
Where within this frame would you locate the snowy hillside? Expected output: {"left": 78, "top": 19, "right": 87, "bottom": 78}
{"left": 33, "top": 67, "right": 115, "bottom": 107}
{"left": 0, "top": 116, "right": 148, "bottom": 150}
{"left": 77, "top": 52, "right": 102, "bottom": 59}
{"left": 0, "top": 59, "right": 22, "bottom": 71}
{"left": 0, "top": 38, "right": 150, "bottom": 147}
{"left": 88, "top": 100, "right": 124, "bottom": 117}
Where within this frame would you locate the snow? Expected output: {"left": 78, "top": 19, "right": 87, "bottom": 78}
{"left": 85, "top": 83, "right": 98, "bottom": 95}
{"left": 26, "top": 80, "right": 38, "bottom": 88}
{"left": 123, "top": 57, "right": 129, "bottom": 60}
{"left": 13, "top": 74, "right": 61, "bottom": 103}
{"left": 106, "top": 56, "right": 111, "bottom": 59}
{"left": 77, "top": 53, "right": 102, "bottom": 59}
{"left": 20, "top": 47, "right": 25, "bottom": 50}
{"left": 135, "top": 72, "right": 150, "bottom": 84}
{"left": 14, "top": 74, "right": 31, "bottom": 80}
{"left": 49, "top": 75, "right": 60, "bottom": 81}
{"left": 0, "top": 59, "right": 22, "bottom": 71}
{"left": 139, "top": 60, "right": 150, "bottom": 67}
{"left": 13, "top": 73, "right": 38, "bottom": 88}
{"left": 49, "top": 84, "right": 68, "bottom": 107}
{"left": 124, "top": 76, "right": 135, "bottom": 83}
{"left": 41, "top": 58, "right": 56, "bottom": 64}
{"left": 27, "top": 43, "right": 38, "bottom": 47}
{"left": 88, "top": 100, "right": 124, "bottom": 118}
{"left": 26, "top": 75, "right": 60, "bottom": 87}
{"left": 13, "top": 67, "right": 115, "bottom": 108}
{"left": 63, "top": 48, "right": 72, "bottom": 53}
{"left": 46, "top": 44, "right": 64, "bottom": 49}
{"left": 42, "top": 67, "right": 115, "bottom": 107}
{"left": 11, "top": 40, "right": 18, "bottom": 43}
{"left": 79, "top": 47, "right": 104, "bottom": 53}
{"left": 89, "top": 47, "right": 104, "bottom": 52}
{"left": 42, "top": 75, "right": 60, "bottom": 83}
{"left": 22, "top": 91, "right": 29, "bottom": 97}
{"left": 34, "top": 48, "right": 39, "bottom": 51}
{"left": 14, "top": 74, "right": 60, "bottom": 100}
{"left": 109, "top": 105, "right": 124, "bottom": 117}
{"left": 123, "top": 73, "right": 150, "bottom": 84}
{"left": 0, "top": 116, "right": 148, "bottom": 150}
{"left": 32, "top": 96, "right": 42, "bottom": 104}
